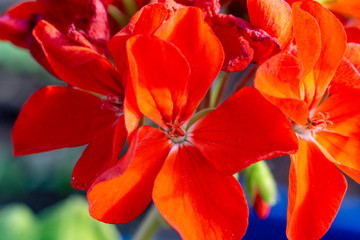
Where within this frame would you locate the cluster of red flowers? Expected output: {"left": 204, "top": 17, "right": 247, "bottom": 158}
{"left": 1, "top": 0, "right": 360, "bottom": 239}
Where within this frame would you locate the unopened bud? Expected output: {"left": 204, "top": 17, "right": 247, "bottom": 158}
{"left": 244, "top": 161, "right": 277, "bottom": 220}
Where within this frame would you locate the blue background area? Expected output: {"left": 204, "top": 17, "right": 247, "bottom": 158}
{"left": 122, "top": 185, "right": 360, "bottom": 240}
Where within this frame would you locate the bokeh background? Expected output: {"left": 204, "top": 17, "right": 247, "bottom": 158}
{"left": 0, "top": 0, "right": 360, "bottom": 239}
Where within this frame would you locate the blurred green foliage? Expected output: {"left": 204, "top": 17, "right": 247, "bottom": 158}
{"left": 0, "top": 195, "right": 121, "bottom": 240}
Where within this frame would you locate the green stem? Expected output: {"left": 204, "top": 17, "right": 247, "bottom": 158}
{"left": 132, "top": 205, "right": 162, "bottom": 240}
{"left": 210, "top": 72, "right": 230, "bottom": 108}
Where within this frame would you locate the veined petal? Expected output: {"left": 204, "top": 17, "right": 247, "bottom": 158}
{"left": 88, "top": 126, "right": 171, "bottom": 223}
{"left": 254, "top": 54, "right": 308, "bottom": 125}
{"left": 127, "top": 35, "right": 190, "bottom": 127}
{"left": 345, "top": 43, "right": 360, "bottom": 71}
{"left": 153, "top": 144, "right": 248, "bottom": 240}
{"left": 287, "top": 140, "right": 347, "bottom": 240}
{"left": 189, "top": 87, "right": 298, "bottom": 175}
{"left": 155, "top": 7, "right": 224, "bottom": 121}
{"left": 313, "top": 89, "right": 360, "bottom": 182}
{"left": 248, "top": 0, "right": 293, "bottom": 51}
{"left": 13, "top": 86, "right": 117, "bottom": 156}
{"left": 329, "top": 57, "right": 360, "bottom": 93}
{"left": 293, "top": 1, "right": 346, "bottom": 109}
{"left": 33, "top": 20, "right": 123, "bottom": 97}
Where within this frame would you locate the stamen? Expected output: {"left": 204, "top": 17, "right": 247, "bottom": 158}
{"left": 166, "top": 117, "right": 185, "bottom": 139}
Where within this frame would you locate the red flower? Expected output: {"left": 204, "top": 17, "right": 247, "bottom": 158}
{"left": 12, "top": 20, "right": 126, "bottom": 191}
{"left": 87, "top": 7, "right": 298, "bottom": 239}
{"left": 255, "top": 1, "right": 360, "bottom": 239}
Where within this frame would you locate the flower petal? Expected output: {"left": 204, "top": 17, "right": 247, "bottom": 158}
{"left": 293, "top": 1, "right": 346, "bottom": 109}
{"left": 33, "top": 20, "right": 123, "bottom": 97}
{"left": 13, "top": 86, "right": 117, "bottom": 156}
{"left": 126, "top": 35, "right": 190, "bottom": 127}
{"left": 108, "top": 3, "right": 168, "bottom": 79}
{"left": 327, "top": 0, "right": 360, "bottom": 20}
{"left": 88, "top": 126, "right": 171, "bottom": 223}
{"left": 153, "top": 144, "right": 248, "bottom": 240}
{"left": 254, "top": 53, "right": 308, "bottom": 125}
{"left": 329, "top": 57, "right": 360, "bottom": 93}
{"left": 248, "top": 0, "right": 293, "bottom": 51}
{"left": 189, "top": 87, "right": 298, "bottom": 175}
{"left": 155, "top": 7, "right": 224, "bottom": 120}
{"left": 287, "top": 140, "right": 347, "bottom": 240}
{"left": 345, "top": 43, "right": 360, "bottom": 71}
{"left": 0, "top": 1, "right": 41, "bottom": 48}
{"left": 313, "top": 88, "right": 360, "bottom": 182}
{"left": 71, "top": 120, "right": 124, "bottom": 191}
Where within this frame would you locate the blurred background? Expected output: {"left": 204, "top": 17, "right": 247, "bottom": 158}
{"left": 0, "top": 0, "right": 360, "bottom": 239}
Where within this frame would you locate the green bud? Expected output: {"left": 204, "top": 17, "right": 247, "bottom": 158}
{"left": 244, "top": 161, "right": 277, "bottom": 206}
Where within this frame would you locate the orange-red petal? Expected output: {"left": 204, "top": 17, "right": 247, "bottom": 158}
{"left": 153, "top": 144, "right": 248, "bottom": 240}
{"left": 293, "top": 1, "right": 346, "bottom": 109}
{"left": 108, "top": 3, "right": 168, "bottom": 80}
{"left": 248, "top": 0, "right": 293, "bottom": 51}
{"left": 88, "top": 126, "right": 171, "bottom": 223}
{"left": 127, "top": 35, "right": 190, "bottom": 127}
{"left": 287, "top": 140, "right": 347, "bottom": 240}
{"left": 189, "top": 87, "right": 298, "bottom": 175}
{"left": 254, "top": 54, "right": 308, "bottom": 125}
{"left": 313, "top": 88, "right": 360, "bottom": 183}
{"left": 13, "top": 86, "right": 117, "bottom": 156}
{"left": 155, "top": 7, "right": 224, "bottom": 120}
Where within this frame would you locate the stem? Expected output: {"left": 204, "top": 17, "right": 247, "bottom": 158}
{"left": 132, "top": 205, "right": 162, "bottom": 240}
{"left": 210, "top": 72, "right": 230, "bottom": 108}
{"left": 233, "top": 65, "right": 258, "bottom": 94}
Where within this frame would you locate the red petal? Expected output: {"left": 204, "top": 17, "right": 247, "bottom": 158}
{"left": 189, "top": 87, "right": 298, "bottom": 175}
{"left": 153, "top": 144, "right": 248, "bottom": 240}
{"left": 287, "top": 140, "right": 347, "bottom": 240}
{"left": 71, "top": 120, "right": 125, "bottom": 191}
{"left": 248, "top": 0, "right": 293, "bottom": 51}
{"left": 345, "top": 43, "right": 360, "bottom": 71}
{"left": 313, "top": 89, "right": 360, "bottom": 183}
{"left": 155, "top": 7, "right": 224, "bottom": 120}
{"left": 127, "top": 35, "right": 190, "bottom": 127}
{"left": 209, "top": 14, "right": 253, "bottom": 72}
{"left": 0, "top": 2, "right": 41, "bottom": 48}
{"left": 330, "top": 57, "right": 360, "bottom": 93}
{"left": 254, "top": 54, "right": 308, "bottom": 125}
{"left": 345, "top": 27, "right": 360, "bottom": 43}
{"left": 13, "top": 86, "right": 117, "bottom": 156}
{"left": 33, "top": 20, "right": 123, "bottom": 97}
{"left": 293, "top": 1, "right": 347, "bottom": 109}
{"left": 88, "top": 126, "right": 171, "bottom": 223}
{"left": 209, "top": 13, "right": 280, "bottom": 71}
{"left": 108, "top": 3, "right": 168, "bottom": 79}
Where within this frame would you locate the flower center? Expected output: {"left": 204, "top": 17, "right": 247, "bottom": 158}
{"left": 165, "top": 117, "right": 186, "bottom": 143}
{"left": 292, "top": 111, "right": 333, "bottom": 140}
{"left": 101, "top": 94, "right": 123, "bottom": 117}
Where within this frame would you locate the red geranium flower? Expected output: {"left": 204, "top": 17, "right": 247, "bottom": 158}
{"left": 255, "top": 1, "right": 360, "bottom": 239}
{"left": 87, "top": 7, "right": 298, "bottom": 239}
